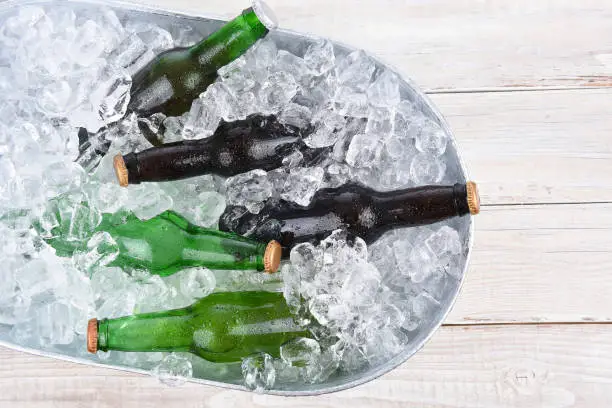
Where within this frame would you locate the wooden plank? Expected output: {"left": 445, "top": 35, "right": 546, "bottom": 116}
{"left": 137, "top": 0, "right": 612, "bottom": 91}
{"left": 431, "top": 88, "right": 612, "bottom": 205}
{"left": 1, "top": 324, "right": 611, "bottom": 407}
{"left": 447, "top": 203, "right": 612, "bottom": 324}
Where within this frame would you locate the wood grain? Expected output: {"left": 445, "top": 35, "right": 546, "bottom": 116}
{"left": 432, "top": 88, "right": 612, "bottom": 205}
{"left": 134, "top": 0, "right": 612, "bottom": 92}
{"left": 447, "top": 203, "right": 612, "bottom": 324}
{"left": 1, "top": 324, "right": 611, "bottom": 408}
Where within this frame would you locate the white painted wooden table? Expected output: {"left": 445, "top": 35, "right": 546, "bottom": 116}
{"left": 3, "top": 1, "right": 612, "bottom": 406}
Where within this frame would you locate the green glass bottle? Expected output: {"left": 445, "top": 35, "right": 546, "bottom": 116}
{"left": 127, "top": 0, "right": 278, "bottom": 118}
{"left": 43, "top": 207, "right": 281, "bottom": 276}
{"left": 88, "top": 291, "right": 310, "bottom": 362}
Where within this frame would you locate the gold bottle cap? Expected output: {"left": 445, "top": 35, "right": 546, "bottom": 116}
{"left": 263, "top": 240, "right": 282, "bottom": 273}
{"left": 87, "top": 318, "right": 98, "bottom": 354}
{"left": 466, "top": 181, "right": 480, "bottom": 215}
{"left": 113, "top": 154, "right": 129, "bottom": 187}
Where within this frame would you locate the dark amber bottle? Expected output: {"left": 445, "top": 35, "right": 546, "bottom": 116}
{"left": 219, "top": 182, "right": 480, "bottom": 255}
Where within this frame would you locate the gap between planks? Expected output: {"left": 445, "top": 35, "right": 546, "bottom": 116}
{"left": 481, "top": 201, "right": 612, "bottom": 208}
{"left": 426, "top": 85, "right": 612, "bottom": 95}
{"left": 442, "top": 321, "right": 612, "bottom": 328}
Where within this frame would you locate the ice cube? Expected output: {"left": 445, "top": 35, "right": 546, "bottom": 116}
{"left": 0, "top": 6, "right": 49, "bottom": 48}
{"left": 86, "top": 182, "right": 129, "bottom": 214}
{"left": 305, "top": 110, "right": 346, "bottom": 148}
{"left": 415, "top": 120, "right": 448, "bottom": 157}
{"left": 290, "top": 243, "right": 323, "bottom": 286}
{"left": 345, "top": 133, "right": 384, "bottom": 168}
{"left": 96, "top": 291, "right": 136, "bottom": 318}
{"left": 90, "top": 267, "right": 131, "bottom": 299}
{"left": 37, "top": 80, "right": 73, "bottom": 116}
{"left": 273, "top": 360, "right": 301, "bottom": 383}
{"left": 108, "top": 33, "right": 148, "bottom": 71}
{"left": 161, "top": 116, "right": 185, "bottom": 143}
{"left": 393, "top": 100, "right": 417, "bottom": 140}
{"left": 410, "top": 152, "right": 447, "bottom": 184}
{"left": 94, "top": 9, "right": 124, "bottom": 52}
{"left": 124, "top": 184, "right": 173, "bottom": 220}
{"left": 258, "top": 71, "right": 298, "bottom": 113}
{"left": 44, "top": 161, "right": 86, "bottom": 198}
{"left": 338, "top": 342, "right": 368, "bottom": 373}
{"left": 420, "top": 267, "right": 452, "bottom": 300}
{"left": 0, "top": 290, "right": 31, "bottom": 325}
{"left": 333, "top": 86, "right": 368, "bottom": 118}
{"left": 341, "top": 262, "right": 381, "bottom": 305}
{"left": 304, "top": 343, "right": 342, "bottom": 384}
{"left": 177, "top": 267, "right": 216, "bottom": 299}
{"left": 70, "top": 20, "right": 106, "bottom": 67}
{"left": 91, "top": 67, "right": 132, "bottom": 125}
{"left": 170, "top": 23, "right": 201, "bottom": 47}
{"left": 365, "top": 106, "right": 394, "bottom": 138}
{"left": 132, "top": 273, "right": 178, "bottom": 314}
{"left": 279, "top": 103, "right": 312, "bottom": 129}
{"left": 179, "top": 191, "right": 226, "bottom": 228}
{"left": 182, "top": 93, "right": 220, "bottom": 140}
{"left": 73, "top": 232, "right": 119, "bottom": 274}
{"left": 225, "top": 170, "right": 273, "bottom": 214}
{"left": 380, "top": 303, "right": 406, "bottom": 329}
{"left": 35, "top": 301, "right": 76, "bottom": 346}
{"left": 10, "top": 319, "right": 36, "bottom": 345}
{"left": 281, "top": 264, "right": 301, "bottom": 313}
{"left": 308, "top": 294, "right": 344, "bottom": 326}
{"left": 280, "top": 337, "right": 321, "bottom": 367}
{"left": 223, "top": 68, "right": 257, "bottom": 94}
{"left": 67, "top": 203, "right": 102, "bottom": 242}
{"left": 280, "top": 167, "right": 324, "bottom": 207}
{"left": 16, "top": 258, "right": 67, "bottom": 298}
{"left": 275, "top": 50, "right": 310, "bottom": 83}
{"left": 125, "top": 21, "right": 174, "bottom": 54}
{"left": 336, "top": 50, "right": 376, "bottom": 91}
{"left": 403, "top": 292, "right": 440, "bottom": 331}
{"left": 407, "top": 243, "right": 437, "bottom": 283}
{"left": 242, "top": 353, "right": 276, "bottom": 391}
{"left": 235, "top": 91, "right": 258, "bottom": 120}
{"left": 305, "top": 39, "right": 335, "bottom": 76}
{"left": 324, "top": 163, "right": 351, "bottom": 188}
{"left": 282, "top": 150, "right": 304, "bottom": 169}
{"left": 367, "top": 70, "right": 400, "bottom": 108}
{"left": 425, "top": 226, "right": 462, "bottom": 257}
{"left": 252, "top": 37, "right": 278, "bottom": 72}
{"left": 218, "top": 56, "right": 247, "bottom": 78}
{"left": 136, "top": 113, "right": 166, "bottom": 146}
{"left": 362, "top": 327, "right": 406, "bottom": 362}
{"left": 152, "top": 353, "right": 193, "bottom": 387}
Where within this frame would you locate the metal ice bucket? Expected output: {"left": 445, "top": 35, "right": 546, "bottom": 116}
{"left": 0, "top": 0, "right": 474, "bottom": 395}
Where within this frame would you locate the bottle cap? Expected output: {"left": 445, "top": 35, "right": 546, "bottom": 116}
{"left": 87, "top": 318, "right": 98, "bottom": 353}
{"left": 252, "top": 0, "right": 279, "bottom": 30}
{"left": 264, "top": 240, "right": 282, "bottom": 273}
{"left": 113, "top": 154, "right": 129, "bottom": 187}
{"left": 466, "top": 181, "right": 480, "bottom": 215}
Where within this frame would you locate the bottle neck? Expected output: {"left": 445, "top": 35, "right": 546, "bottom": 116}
{"left": 190, "top": 7, "right": 269, "bottom": 71}
{"left": 177, "top": 215, "right": 268, "bottom": 272}
{"left": 122, "top": 140, "right": 216, "bottom": 184}
{"left": 97, "top": 309, "right": 193, "bottom": 353}
{"left": 375, "top": 183, "right": 470, "bottom": 227}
